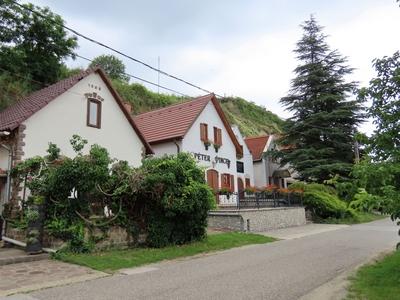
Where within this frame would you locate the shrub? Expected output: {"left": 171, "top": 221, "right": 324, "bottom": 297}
{"left": 303, "top": 190, "right": 350, "bottom": 219}
{"left": 140, "top": 153, "right": 215, "bottom": 247}
{"left": 292, "top": 182, "right": 352, "bottom": 219}
{"left": 349, "top": 189, "right": 381, "bottom": 212}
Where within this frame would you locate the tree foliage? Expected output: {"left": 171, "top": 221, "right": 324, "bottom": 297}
{"left": 89, "top": 54, "right": 129, "bottom": 82}
{"left": 359, "top": 51, "right": 400, "bottom": 162}
{"left": 9, "top": 138, "right": 215, "bottom": 252}
{"left": 278, "top": 16, "right": 364, "bottom": 183}
{"left": 0, "top": 0, "right": 77, "bottom": 87}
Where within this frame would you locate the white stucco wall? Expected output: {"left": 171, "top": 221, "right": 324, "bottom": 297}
{"left": 253, "top": 160, "right": 267, "bottom": 188}
{"left": 151, "top": 141, "right": 181, "bottom": 158}
{"left": 182, "top": 102, "right": 239, "bottom": 192}
{"left": 0, "top": 147, "right": 9, "bottom": 170}
{"left": 231, "top": 125, "right": 254, "bottom": 186}
{"left": 22, "top": 73, "right": 145, "bottom": 167}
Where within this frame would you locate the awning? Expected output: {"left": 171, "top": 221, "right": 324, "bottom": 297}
{"left": 272, "top": 169, "right": 291, "bottom": 178}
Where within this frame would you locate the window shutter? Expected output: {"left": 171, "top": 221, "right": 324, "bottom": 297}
{"left": 200, "top": 123, "right": 208, "bottom": 142}
{"left": 213, "top": 127, "right": 222, "bottom": 146}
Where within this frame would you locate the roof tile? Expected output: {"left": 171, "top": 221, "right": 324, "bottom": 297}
{"left": 244, "top": 136, "right": 270, "bottom": 161}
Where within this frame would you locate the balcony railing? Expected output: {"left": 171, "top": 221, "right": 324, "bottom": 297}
{"left": 217, "top": 191, "right": 303, "bottom": 209}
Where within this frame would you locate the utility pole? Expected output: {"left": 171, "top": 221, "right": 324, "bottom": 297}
{"left": 157, "top": 56, "right": 160, "bottom": 94}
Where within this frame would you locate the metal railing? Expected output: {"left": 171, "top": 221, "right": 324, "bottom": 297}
{"left": 217, "top": 192, "right": 303, "bottom": 210}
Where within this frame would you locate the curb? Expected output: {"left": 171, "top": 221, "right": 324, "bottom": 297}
{"left": 0, "top": 271, "right": 109, "bottom": 297}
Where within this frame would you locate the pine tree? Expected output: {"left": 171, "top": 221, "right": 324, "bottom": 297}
{"left": 279, "top": 16, "right": 364, "bottom": 183}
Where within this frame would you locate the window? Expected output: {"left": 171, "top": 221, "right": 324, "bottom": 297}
{"left": 213, "top": 127, "right": 222, "bottom": 146}
{"left": 200, "top": 123, "right": 208, "bottom": 142}
{"left": 87, "top": 98, "right": 101, "bottom": 128}
{"left": 236, "top": 161, "right": 244, "bottom": 173}
{"left": 221, "top": 173, "right": 235, "bottom": 192}
{"left": 245, "top": 178, "right": 251, "bottom": 188}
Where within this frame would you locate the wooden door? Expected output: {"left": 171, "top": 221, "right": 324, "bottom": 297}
{"left": 206, "top": 169, "right": 219, "bottom": 203}
{"left": 237, "top": 177, "right": 245, "bottom": 199}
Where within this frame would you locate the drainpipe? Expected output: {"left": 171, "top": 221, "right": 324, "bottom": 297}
{"left": 0, "top": 137, "right": 13, "bottom": 241}
{"left": 0, "top": 143, "right": 13, "bottom": 205}
{"left": 173, "top": 140, "right": 180, "bottom": 154}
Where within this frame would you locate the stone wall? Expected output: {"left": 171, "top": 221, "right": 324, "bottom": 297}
{"left": 208, "top": 207, "right": 306, "bottom": 232}
{"left": 208, "top": 213, "right": 244, "bottom": 231}
{"left": 4, "top": 225, "right": 138, "bottom": 250}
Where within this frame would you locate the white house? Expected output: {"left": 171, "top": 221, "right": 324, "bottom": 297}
{"left": 244, "top": 135, "right": 295, "bottom": 189}
{"left": 134, "top": 94, "right": 248, "bottom": 206}
{"left": 0, "top": 67, "right": 153, "bottom": 208}
{"left": 231, "top": 125, "right": 254, "bottom": 190}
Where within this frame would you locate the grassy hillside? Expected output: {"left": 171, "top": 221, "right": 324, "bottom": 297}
{"left": 112, "top": 80, "right": 283, "bottom": 136}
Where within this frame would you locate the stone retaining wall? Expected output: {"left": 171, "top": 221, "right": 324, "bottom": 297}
{"left": 4, "top": 225, "right": 136, "bottom": 250}
{"left": 208, "top": 207, "right": 306, "bottom": 232}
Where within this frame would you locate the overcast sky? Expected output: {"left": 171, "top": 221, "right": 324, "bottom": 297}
{"left": 30, "top": 0, "right": 400, "bottom": 133}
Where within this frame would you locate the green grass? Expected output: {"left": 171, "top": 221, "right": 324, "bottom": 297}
{"left": 55, "top": 232, "right": 276, "bottom": 273}
{"left": 316, "top": 212, "right": 387, "bottom": 225}
{"left": 347, "top": 251, "right": 400, "bottom": 300}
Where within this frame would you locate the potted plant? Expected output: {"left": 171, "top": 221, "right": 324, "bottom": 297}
{"left": 204, "top": 139, "right": 211, "bottom": 150}
{"left": 244, "top": 186, "right": 257, "bottom": 195}
{"left": 218, "top": 187, "right": 232, "bottom": 199}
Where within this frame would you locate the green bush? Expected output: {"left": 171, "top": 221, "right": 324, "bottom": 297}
{"left": 349, "top": 188, "right": 381, "bottom": 212}
{"left": 303, "top": 190, "right": 350, "bottom": 219}
{"left": 292, "top": 182, "right": 352, "bottom": 219}
{"left": 141, "top": 153, "right": 216, "bottom": 247}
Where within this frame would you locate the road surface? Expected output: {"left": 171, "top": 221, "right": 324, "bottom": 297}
{"left": 8, "top": 218, "right": 400, "bottom": 300}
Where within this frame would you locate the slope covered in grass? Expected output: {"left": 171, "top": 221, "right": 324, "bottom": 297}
{"left": 112, "top": 80, "right": 284, "bottom": 136}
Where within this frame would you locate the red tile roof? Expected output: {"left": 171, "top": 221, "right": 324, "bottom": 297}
{"left": 244, "top": 135, "right": 270, "bottom": 161}
{"left": 0, "top": 67, "right": 153, "bottom": 154}
{"left": 134, "top": 94, "right": 243, "bottom": 156}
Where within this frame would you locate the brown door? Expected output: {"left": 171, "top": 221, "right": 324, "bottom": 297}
{"left": 206, "top": 169, "right": 219, "bottom": 203}
{"left": 237, "top": 177, "right": 244, "bottom": 199}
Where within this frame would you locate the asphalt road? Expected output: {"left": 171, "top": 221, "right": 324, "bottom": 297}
{"left": 14, "top": 219, "right": 400, "bottom": 300}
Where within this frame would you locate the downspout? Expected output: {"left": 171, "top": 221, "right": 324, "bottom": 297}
{"left": 0, "top": 143, "right": 13, "bottom": 205}
{"left": 173, "top": 140, "right": 180, "bottom": 154}
{"left": 0, "top": 143, "right": 13, "bottom": 241}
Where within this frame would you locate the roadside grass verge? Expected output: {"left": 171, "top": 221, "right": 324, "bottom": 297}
{"left": 54, "top": 232, "right": 276, "bottom": 272}
{"left": 347, "top": 250, "right": 400, "bottom": 300}
{"left": 316, "top": 212, "right": 387, "bottom": 225}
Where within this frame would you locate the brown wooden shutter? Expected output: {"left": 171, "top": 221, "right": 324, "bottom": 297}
{"left": 200, "top": 123, "right": 208, "bottom": 142}
{"left": 213, "top": 127, "right": 222, "bottom": 146}
{"left": 218, "top": 128, "right": 222, "bottom": 146}
{"left": 230, "top": 175, "right": 235, "bottom": 192}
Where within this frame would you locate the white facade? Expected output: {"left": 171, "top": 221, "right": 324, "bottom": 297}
{"left": 182, "top": 102, "right": 238, "bottom": 180}
{"left": 148, "top": 101, "right": 242, "bottom": 205}
{"left": 21, "top": 73, "right": 146, "bottom": 167}
{"left": 231, "top": 125, "right": 254, "bottom": 187}
{"left": 251, "top": 135, "right": 296, "bottom": 189}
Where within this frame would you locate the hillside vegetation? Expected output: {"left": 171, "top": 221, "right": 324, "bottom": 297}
{"left": 112, "top": 80, "right": 284, "bottom": 136}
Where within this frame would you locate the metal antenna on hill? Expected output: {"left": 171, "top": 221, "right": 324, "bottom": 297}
{"left": 158, "top": 56, "right": 160, "bottom": 94}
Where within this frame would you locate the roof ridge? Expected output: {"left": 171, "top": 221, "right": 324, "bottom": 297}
{"left": 134, "top": 93, "right": 214, "bottom": 118}
{"left": 244, "top": 135, "right": 270, "bottom": 140}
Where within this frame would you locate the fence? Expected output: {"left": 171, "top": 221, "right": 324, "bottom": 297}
{"left": 218, "top": 192, "right": 303, "bottom": 210}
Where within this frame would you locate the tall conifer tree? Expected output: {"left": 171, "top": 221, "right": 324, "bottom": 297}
{"left": 279, "top": 16, "right": 364, "bottom": 182}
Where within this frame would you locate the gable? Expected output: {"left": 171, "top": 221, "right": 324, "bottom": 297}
{"left": 0, "top": 67, "right": 152, "bottom": 154}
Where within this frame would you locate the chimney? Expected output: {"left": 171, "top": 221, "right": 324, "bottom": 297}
{"left": 123, "top": 102, "right": 133, "bottom": 113}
